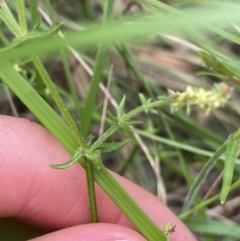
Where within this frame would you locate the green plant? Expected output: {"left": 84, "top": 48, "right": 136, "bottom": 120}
{"left": 1, "top": 1, "right": 240, "bottom": 241}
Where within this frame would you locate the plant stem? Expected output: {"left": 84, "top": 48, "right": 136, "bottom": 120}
{"left": 84, "top": 157, "right": 98, "bottom": 223}
{"left": 32, "top": 55, "right": 87, "bottom": 150}
{"left": 122, "top": 97, "right": 169, "bottom": 121}
{"left": 90, "top": 123, "right": 119, "bottom": 151}
{"left": 16, "top": 0, "right": 27, "bottom": 35}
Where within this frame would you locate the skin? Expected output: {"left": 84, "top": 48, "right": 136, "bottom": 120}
{"left": 0, "top": 115, "right": 197, "bottom": 241}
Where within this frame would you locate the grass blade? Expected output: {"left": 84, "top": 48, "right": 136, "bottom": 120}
{"left": 185, "top": 218, "right": 240, "bottom": 238}
{"left": 0, "top": 59, "right": 78, "bottom": 153}
{"left": 80, "top": 0, "right": 113, "bottom": 137}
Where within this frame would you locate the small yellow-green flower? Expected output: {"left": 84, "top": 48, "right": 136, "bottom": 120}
{"left": 161, "top": 222, "right": 176, "bottom": 240}
{"left": 168, "top": 83, "right": 233, "bottom": 115}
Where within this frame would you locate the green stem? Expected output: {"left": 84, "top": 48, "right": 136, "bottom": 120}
{"left": 32, "top": 55, "right": 87, "bottom": 150}
{"left": 84, "top": 157, "right": 98, "bottom": 223}
{"left": 90, "top": 123, "right": 119, "bottom": 151}
{"left": 16, "top": 0, "right": 27, "bottom": 35}
{"left": 122, "top": 97, "right": 169, "bottom": 121}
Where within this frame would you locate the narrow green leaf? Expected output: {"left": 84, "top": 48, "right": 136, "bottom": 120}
{"left": 3, "top": 5, "right": 240, "bottom": 62}
{"left": 139, "top": 93, "right": 147, "bottom": 105}
{"left": 107, "top": 111, "right": 118, "bottom": 122}
{"left": 118, "top": 122, "right": 132, "bottom": 132}
{"left": 80, "top": 0, "right": 113, "bottom": 137}
{"left": 139, "top": 93, "right": 151, "bottom": 113}
{"left": 85, "top": 152, "right": 103, "bottom": 170}
{"left": 220, "top": 136, "right": 239, "bottom": 204}
{"left": 50, "top": 147, "right": 83, "bottom": 169}
{"left": 0, "top": 23, "right": 63, "bottom": 53}
{"left": 86, "top": 134, "right": 95, "bottom": 146}
{"left": 117, "top": 95, "right": 126, "bottom": 117}
{"left": 0, "top": 38, "right": 21, "bottom": 52}
{"left": 199, "top": 51, "right": 240, "bottom": 78}
{"left": 185, "top": 217, "right": 240, "bottom": 237}
{"left": 91, "top": 152, "right": 103, "bottom": 170}
{"left": 125, "top": 120, "right": 143, "bottom": 126}
{"left": 24, "top": 23, "right": 63, "bottom": 41}
{"left": 149, "top": 109, "right": 158, "bottom": 115}
{"left": 30, "top": 16, "right": 41, "bottom": 31}
{"left": 96, "top": 139, "right": 131, "bottom": 153}
{"left": 182, "top": 131, "right": 240, "bottom": 212}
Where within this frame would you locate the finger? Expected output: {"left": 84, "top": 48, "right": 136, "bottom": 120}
{"left": 30, "top": 223, "right": 147, "bottom": 241}
{"left": 0, "top": 115, "right": 196, "bottom": 241}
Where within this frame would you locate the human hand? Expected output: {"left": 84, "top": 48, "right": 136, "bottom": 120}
{"left": 0, "top": 115, "right": 197, "bottom": 241}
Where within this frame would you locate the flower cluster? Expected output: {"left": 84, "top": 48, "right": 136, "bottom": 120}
{"left": 168, "top": 83, "right": 233, "bottom": 114}
{"left": 161, "top": 222, "right": 176, "bottom": 240}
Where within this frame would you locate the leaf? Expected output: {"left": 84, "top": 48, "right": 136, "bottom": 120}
{"left": 96, "top": 139, "right": 131, "bottom": 153}
{"left": 185, "top": 217, "right": 240, "bottom": 238}
{"left": 30, "top": 17, "right": 41, "bottom": 32}
{"left": 91, "top": 151, "right": 103, "bottom": 170}
{"left": 118, "top": 122, "right": 132, "bottom": 131}
{"left": 139, "top": 93, "right": 147, "bottom": 105}
{"left": 220, "top": 136, "right": 239, "bottom": 204}
{"left": 149, "top": 108, "right": 158, "bottom": 115}
{"left": 0, "top": 23, "right": 63, "bottom": 53}
{"left": 117, "top": 95, "right": 126, "bottom": 117}
{"left": 139, "top": 93, "right": 155, "bottom": 114}
{"left": 0, "top": 38, "right": 21, "bottom": 52}
{"left": 199, "top": 51, "right": 240, "bottom": 79}
{"left": 50, "top": 147, "right": 83, "bottom": 169}
{"left": 86, "top": 134, "right": 95, "bottom": 146}
{"left": 24, "top": 23, "right": 63, "bottom": 42}
{"left": 85, "top": 151, "right": 103, "bottom": 170}
{"left": 125, "top": 120, "right": 143, "bottom": 125}
{"left": 107, "top": 111, "right": 118, "bottom": 122}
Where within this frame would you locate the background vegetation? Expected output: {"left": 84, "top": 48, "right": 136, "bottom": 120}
{"left": 1, "top": 0, "right": 240, "bottom": 240}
